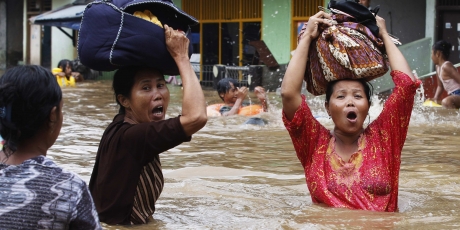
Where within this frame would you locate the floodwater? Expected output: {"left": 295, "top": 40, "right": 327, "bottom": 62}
{"left": 50, "top": 80, "right": 460, "bottom": 230}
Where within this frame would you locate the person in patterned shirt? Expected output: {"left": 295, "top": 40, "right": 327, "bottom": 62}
{"left": 281, "top": 12, "right": 420, "bottom": 211}
{"left": 0, "top": 65, "right": 101, "bottom": 229}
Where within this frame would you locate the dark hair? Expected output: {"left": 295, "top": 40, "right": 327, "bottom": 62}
{"left": 0, "top": 65, "right": 62, "bottom": 155}
{"left": 325, "top": 78, "right": 373, "bottom": 105}
{"left": 216, "top": 78, "right": 239, "bottom": 101}
{"left": 112, "top": 66, "right": 163, "bottom": 114}
{"left": 433, "top": 40, "right": 452, "bottom": 60}
{"left": 57, "top": 59, "right": 72, "bottom": 70}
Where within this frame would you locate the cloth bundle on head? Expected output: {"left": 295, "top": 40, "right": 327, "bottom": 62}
{"left": 298, "top": 0, "right": 389, "bottom": 95}
{"left": 78, "top": 0, "right": 198, "bottom": 75}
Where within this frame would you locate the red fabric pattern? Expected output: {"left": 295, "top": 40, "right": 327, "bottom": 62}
{"left": 283, "top": 71, "right": 421, "bottom": 211}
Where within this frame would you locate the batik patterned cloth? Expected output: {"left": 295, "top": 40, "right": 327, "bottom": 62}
{"left": 283, "top": 71, "right": 421, "bottom": 211}
{"left": 0, "top": 156, "right": 101, "bottom": 229}
{"left": 298, "top": 14, "right": 389, "bottom": 95}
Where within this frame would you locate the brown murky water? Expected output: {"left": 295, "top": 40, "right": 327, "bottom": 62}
{"left": 50, "top": 80, "right": 460, "bottom": 229}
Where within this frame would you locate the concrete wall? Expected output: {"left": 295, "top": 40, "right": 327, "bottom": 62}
{"left": 262, "top": 0, "right": 292, "bottom": 65}
{"left": 51, "top": 0, "right": 76, "bottom": 69}
{"left": 372, "top": 0, "right": 426, "bottom": 45}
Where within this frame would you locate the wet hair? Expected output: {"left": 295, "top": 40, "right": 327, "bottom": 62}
{"left": 216, "top": 78, "right": 239, "bottom": 101}
{"left": 432, "top": 40, "right": 452, "bottom": 60}
{"left": 57, "top": 59, "right": 72, "bottom": 70}
{"left": 325, "top": 78, "right": 373, "bottom": 105}
{"left": 112, "top": 66, "right": 163, "bottom": 114}
{"left": 0, "top": 65, "right": 62, "bottom": 156}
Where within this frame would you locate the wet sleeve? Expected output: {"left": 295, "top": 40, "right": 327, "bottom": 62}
{"left": 282, "top": 94, "right": 328, "bottom": 166}
{"left": 123, "top": 117, "right": 192, "bottom": 163}
{"left": 370, "top": 70, "right": 421, "bottom": 152}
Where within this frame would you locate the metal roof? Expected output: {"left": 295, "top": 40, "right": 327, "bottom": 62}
{"left": 29, "top": 4, "right": 87, "bottom": 30}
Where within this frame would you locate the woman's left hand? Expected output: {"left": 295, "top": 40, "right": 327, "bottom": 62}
{"left": 300, "top": 11, "right": 333, "bottom": 42}
{"left": 164, "top": 24, "right": 190, "bottom": 60}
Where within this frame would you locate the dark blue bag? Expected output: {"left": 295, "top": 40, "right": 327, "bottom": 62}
{"left": 77, "top": 0, "right": 198, "bottom": 75}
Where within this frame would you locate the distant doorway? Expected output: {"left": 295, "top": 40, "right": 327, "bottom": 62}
{"left": 437, "top": 1, "right": 460, "bottom": 64}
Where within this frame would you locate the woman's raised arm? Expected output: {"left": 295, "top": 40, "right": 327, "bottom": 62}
{"left": 281, "top": 11, "right": 333, "bottom": 120}
{"left": 165, "top": 25, "right": 207, "bottom": 136}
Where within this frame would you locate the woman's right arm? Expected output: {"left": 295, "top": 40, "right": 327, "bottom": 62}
{"left": 281, "top": 11, "right": 332, "bottom": 120}
{"left": 165, "top": 25, "right": 207, "bottom": 136}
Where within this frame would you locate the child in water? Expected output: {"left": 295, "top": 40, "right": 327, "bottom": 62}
{"left": 431, "top": 40, "right": 460, "bottom": 109}
{"left": 215, "top": 78, "right": 267, "bottom": 116}
{"left": 52, "top": 59, "right": 83, "bottom": 87}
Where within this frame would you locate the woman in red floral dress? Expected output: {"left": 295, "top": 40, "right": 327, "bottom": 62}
{"left": 281, "top": 12, "right": 420, "bottom": 211}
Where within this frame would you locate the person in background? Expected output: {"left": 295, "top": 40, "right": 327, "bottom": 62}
{"left": 52, "top": 59, "right": 83, "bottom": 87}
{"left": 0, "top": 65, "right": 101, "bottom": 229}
{"left": 430, "top": 40, "right": 460, "bottom": 109}
{"left": 216, "top": 78, "right": 267, "bottom": 116}
{"left": 89, "top": 25, "right": 207, "bottom": 225}
{"left": 281, "top": 12, "right": 420, "bottom": 211}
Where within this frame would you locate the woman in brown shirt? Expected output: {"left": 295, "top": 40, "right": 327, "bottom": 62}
{"left": 89, "top": 25, "right": 207, "bottom": 225}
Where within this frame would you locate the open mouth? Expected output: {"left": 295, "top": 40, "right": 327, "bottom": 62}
{"left": 152, "top": 106, "right": 163, "bottom": 116}
{"left": 346, "top": 111, "right": 357, "bottom": 122}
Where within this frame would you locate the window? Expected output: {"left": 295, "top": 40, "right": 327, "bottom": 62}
{"left": 182, "top": 0, "right": 262, "bottom": 85}
{"left": 291, "top": 0, "right": 324, "bottom": 51}
{"left": 182, "top": 0, "right": 261, "bottom": 66}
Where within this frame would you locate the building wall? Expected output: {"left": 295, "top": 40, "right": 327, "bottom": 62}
{"left": 262, "top": 0, "right": 292, "bottom": 65}
{"left": 425, "top": 0, "right": 436, "bottom": 40}
{"left": 426, "top": 0, "right": 436, "bottom": 71}
{"left": 51, "top": 0, "right": 76, "bottom": 69}
{"left": 372, "top": 0, "right": 426, "bottom": 45}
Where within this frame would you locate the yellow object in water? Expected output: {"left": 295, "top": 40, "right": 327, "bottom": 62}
{"left": 423, "top": 99, "right": 442, "bottom": 107}
{"left": 52, "top": 67, "right": 76, "bottom": 87}
{"left": 133, "top": 10, "right": 163, "bottom": 28}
